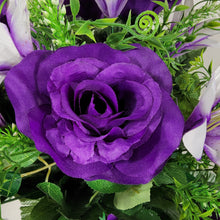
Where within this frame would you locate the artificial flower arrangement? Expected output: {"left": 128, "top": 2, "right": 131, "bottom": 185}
{"left": 1, "top": 0, "right": 220, "bottom": 219}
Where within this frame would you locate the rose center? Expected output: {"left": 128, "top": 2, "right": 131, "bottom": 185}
{"left": 79, "top": 91, "right": 107, "bottom": 115}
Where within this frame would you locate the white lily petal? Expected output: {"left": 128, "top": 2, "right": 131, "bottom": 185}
{"left": 212, "top": 66, "right": 220, "bottom": 102}
{"left": 0, "top": 74, "right": 6, "bottom": 84}
{"left": 6, "top": 0, "right": 33, "bottom": 56}
{"left": 183, "top": 120, "right": 207, "bottom": 160}
{"left": 204, "top": 145, "right": 220, "bottom": 166}
{"left": 198, "top": 75, "right": 216, "bottom": 116}
{"left": 0, "top": 23, "right": 22, "bottom": 69}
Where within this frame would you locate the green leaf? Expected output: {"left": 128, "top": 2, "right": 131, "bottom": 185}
{"left": 37, "top": 182, "right": 64, "bottom": 206}
{"left": 135, "top": 209, "right": 161, "bottom": 220}
{"left": 75, "top": 21, "right": 96, "bottom": 42}
{"left": 198, "top": 208, "right": 215, "bottom": 218}
{"left": 153, "top": 1, "right": 169, "bottom": 11}
{"left": 0, "top": 126, "right": 40, "bottom": 168}
{"left": 0, "top": 0, "right": 6, "bottom": 15}
{"left": 20, "top": 199, "right": 40, "bottom": 220}
{"left": 0, "top": 172, "right": 22, "bottom": 197}
{"left": 106, "top": 32, "right": 126, "bottom": 45}
{"left": 147, "top": 38, "right": 166, "bottom": 51}
{"left": 205, "top": 20, "right": 220, "bottom": 28}
{"left": 126, "top": 10, "right": 132, "bottom": 26}
{"left": 4, "top": 146, "right": 40, "bottom": 168}
{"left": 94, "top": 18, "right": 117, "bottom": 28}
{"left": 175, "top": 5, "right": 190, "bottom": 11}
{"left": 58, "top": 216, "right": 69, "bottom": 220}
{"left": 150, "top": 186, "right": 179, "bottom": 220}
{"left": 165, "top": 163, "right": 188, "bottom": 184}
{"left": 153, "top": 170, "right": 174, "bottom": 185}
{"left": 114, "top": 182, "right": 152, "bottom": 210}
{"left": 31, "top": 197, "right": 60, "bottom": 220}
{"left": 86, "top": 179, "right": 130, "bottom": 194}
{"left": 70, "top": 0, "right": 80, "bottom": 19}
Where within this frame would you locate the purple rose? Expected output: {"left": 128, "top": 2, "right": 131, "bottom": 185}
{"left": 0, "top": 0, "right": 33, "bottom": 75}
{"left": 5, "top": 43, "right": 184, "bottom": 184}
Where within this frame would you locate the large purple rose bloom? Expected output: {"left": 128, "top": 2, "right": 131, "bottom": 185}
{"left": 5, "top": 44, "right": 184, "bottom": 184}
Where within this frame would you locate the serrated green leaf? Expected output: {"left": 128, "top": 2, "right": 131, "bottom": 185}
{"left": 20, "top": 199, "right": 41, "bottom": 220}
{"left": 106, "top": 32, "right": 126, "bottom": 44}
{"left": 4, "top": 146, "right": 40, "bottom": 168}
{"left": 0, "top": 172, "right": 22, "bottom": 197}
{"left": 114, "top": 182, "right": 152, "bottom": 210}
{"left": 175, "top": 5, "right": 190, "bottom": 11}
{"left": 165, "top": 163, "right": 188, "bottom": 184}
{"left": 70, "top": 0, "right": 80, "bottom": 19}
{"left": 31, "top": 197, "right": 60, "bottom": 220}
{"left": 75, "top": 21, "right": 96, "bottom": 42}
{"left": 153, "top": 170, "right": 174, "bottom": 185}
{"left": 86, "top": 179, "right": 129, "bottom": 194}
{"left": 37, "top": 182, "right": 64, "bottom": 206}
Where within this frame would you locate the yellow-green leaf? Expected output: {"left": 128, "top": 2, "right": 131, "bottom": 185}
{"left": 114, "top": 182, "right": 153, "bottom": 210}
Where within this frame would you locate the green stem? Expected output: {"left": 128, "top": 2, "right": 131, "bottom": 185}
{"left": 21, "top": 162, "right": 56, "bottom": 178}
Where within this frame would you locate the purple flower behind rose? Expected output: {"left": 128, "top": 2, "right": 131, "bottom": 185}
{"left": 63, "top": 0, "right": 181, "bottom": 19}
{"left": 121, "top": 0, "right": 182, "bottom": 18}
{"left": 0, "top": 0, "right": 33, "bottom": 77}
{"left": 94, "top": 0, "right": 128, "bottom": 18}
{"left": 5, "top": 43, "right": 184, "bottom": 184}
{"left": 0, "top": 113, "right": 5, "bottom": 127}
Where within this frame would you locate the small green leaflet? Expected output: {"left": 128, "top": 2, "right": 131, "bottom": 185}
{"left": 37, "top": 182, "right": 64, "bottom": 206}
{"left": 114, "top": 182, "right": 152, "bottom": 210}
{"left": 0, "top": 172, "right": 22, "bottom": 197}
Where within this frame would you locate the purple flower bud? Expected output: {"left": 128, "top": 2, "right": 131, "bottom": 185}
{"left": 107, "top": 214, "right": 118, "bottom": 220}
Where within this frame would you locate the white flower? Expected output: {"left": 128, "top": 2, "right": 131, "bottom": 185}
{"left": 0, "top": 0, "right": 33, "bottom": 80}
{"left": 183, "top": 66, "right": 220, "bottom": 165}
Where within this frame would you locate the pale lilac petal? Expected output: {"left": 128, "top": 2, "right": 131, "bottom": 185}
{"left": 204, "top": 145, "right": 220, "bottom": 166}
{"left": 0, "top": 23, "right": 22, "bottom": 70}
{"left": 0, "top": 73, "right": 5, "bottom": 84}
{"left": 95, "top": 0, "right": 128, "bottom": 17}
{"left": 183, "top": 66, "right": 220, "bottom": 161}
{"left": 183, "top": 120, "right": 207, "bottom": 160}
{"left": 6, "top": 0, "right": 33, "bottom": 56}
